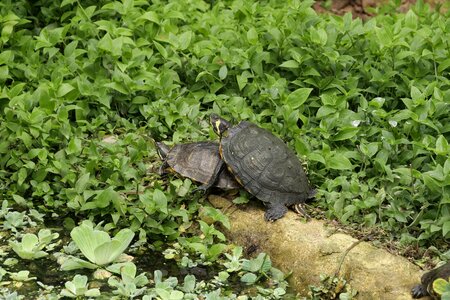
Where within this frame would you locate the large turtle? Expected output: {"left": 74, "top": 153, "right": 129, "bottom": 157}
{"left": 412, "top": 261, "right": 450, "bottom": 299}
{"left": 207, "top": 114, "right": 315, "bottom": 221}
{"left": 157, "top": 141, "right": 240, "bottom": 190}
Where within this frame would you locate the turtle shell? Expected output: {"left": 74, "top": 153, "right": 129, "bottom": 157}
{"left": 220, "top": 121, "right": 312, "bottom": 210}
{"left": 164, "top": 141, "right": 239, "bottom": 190}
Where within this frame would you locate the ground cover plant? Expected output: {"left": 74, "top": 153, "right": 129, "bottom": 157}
{"left": 0, "top": 0, "right": 449, "bottom": 297}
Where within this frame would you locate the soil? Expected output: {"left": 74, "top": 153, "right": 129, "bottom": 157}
{"left": 313, "top": 0, "right": 448, "bottom": 20}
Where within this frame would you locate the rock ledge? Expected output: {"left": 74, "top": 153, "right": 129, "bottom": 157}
{"left": 209, "top": 195, "right": 424, "bottom": 299}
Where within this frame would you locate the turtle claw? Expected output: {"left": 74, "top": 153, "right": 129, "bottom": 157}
{"left": 411, "top": 284, "right": 427, "bottom": 298}
{"left": 192, "top": 184, "right": 210, "bottom": 195}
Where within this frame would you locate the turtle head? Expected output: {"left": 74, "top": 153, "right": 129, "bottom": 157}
{"left": 156, "top": 142, "right": 170, "bottom": 159}
{"left": 210, "top": 114, "right": 231, "bottom": 137}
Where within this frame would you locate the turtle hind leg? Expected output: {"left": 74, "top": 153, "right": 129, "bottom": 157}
{"left": 264, "top": 202, "right": 288, "bottom": 222}
{"left": 411, "top": 284, "right": 428, "bottom": 298}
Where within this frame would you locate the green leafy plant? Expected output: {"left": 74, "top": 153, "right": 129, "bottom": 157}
{"left": 0, "top": 291, "right": 24, "bottom": 300}
{"left": 9, "top": 229, "right": 59, "bottom": 260}
{"left": 3, "top": 211, "right": 31, "bottom": 232}
{"left": 9, "top": 270, "right": 36, "bottom": 282}
{"left": 223, "top": 246, "right": 244, "bottom": 272}
{"left": 0, "top": 267, "right": 6, "bottom": 281}
{"left": 308, "top": 274, "right": 357, "bottom": 300}
{"left": 107, "top": 262, "right": 148, "bottom": 298}
{"left": 143, "top": 270, "right": 192, "bottom": 300}
{"left": 61, "top": 220, "right": 134, "bottom": 270}
{"left": 1, "top": 0, "right": 450, "bottom": 297}
{"left": 59, "top": 275, "right": 100, "bottom": 298}
{"left": 240, "top": 253, "right": 285, "bottom": 286}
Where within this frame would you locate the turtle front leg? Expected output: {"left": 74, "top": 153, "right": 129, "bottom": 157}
{"left": 264, "top": 202, "right": 288, "bottom": 222}
{"left": 158, "top": 160, "right": 170, "bottom": 176}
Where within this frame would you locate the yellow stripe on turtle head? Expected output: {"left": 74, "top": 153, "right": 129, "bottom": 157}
{"left": 214, "top": 119, "right": 222, "bottom": 135}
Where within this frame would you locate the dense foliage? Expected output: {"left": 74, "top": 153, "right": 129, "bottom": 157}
{"left": 0, "top": 0, "right": 449, "bottom": 297}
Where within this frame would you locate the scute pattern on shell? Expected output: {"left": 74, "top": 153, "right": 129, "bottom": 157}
{"left": 167, "top": 142, "right": 239, "bottom": 190}
{"left": 220, "top": 121, "right": 311, "bottom": 206}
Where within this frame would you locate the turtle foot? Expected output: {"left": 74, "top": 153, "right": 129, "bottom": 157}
{"left": 264, "top": 205, "right": 287, "bottom": 222}
{"left": 192, "top": 184, "right": 210, "bottom": 195}
{"left": 411, "top": 284, "right": 428, "bottom": 298}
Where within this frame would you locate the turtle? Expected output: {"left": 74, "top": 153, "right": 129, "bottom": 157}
{"left": 411, "top": 261, "right": 450, "bottom": 299}
{"left": 206, "top": 114, "right": 315, "bottom": 221}
{"left": 156, "top": 141, "right": 240, "bottom": 190}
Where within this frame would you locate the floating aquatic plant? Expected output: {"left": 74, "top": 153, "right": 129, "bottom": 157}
{"left": 61, "top": 221, "right": 134, "bottom": 270}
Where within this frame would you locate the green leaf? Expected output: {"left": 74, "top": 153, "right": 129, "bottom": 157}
{"left": 75, "top": 173, "right": 90, "bottom": 194}
{"left": 436, "top": 135, "right": 448, "bottom": 155}
{"left": 71, "top": 221, "right": 110, "bottom": 264}
{"left": 183, "top": 275, "right": 196, "bottom": 292}
{"left": 247, "top": 27, "right": 258, "bottom": 44}
{"left": 310, "top": 27, "right": 327, "bottom": 45}
{"left": 0, "top": 50, "right": 13, "bottom": 65}
{"left": 333, "top": 128, "right": 359, "bottom": 141}
{"left": 410, "top": 86, "right": 422, "bottom": 101}
{"left": 443, "top": 221, "right": 450, "bottom": 237}
{"left": 10, "top": 233, "right": 48, "bottom": 260}
{"left": 218, "top": 65, "right": 228, "bottom": 80}
{"left": 154, "top": 41, "right": 168, "bottom": 59}
{"left": 67, "top": 138, "right": 82, "bottom": 155}
{"left": 153, "top": 189, "right": 168, "bottom": 214}
{"left": 178, "top": 31, "right": 192, "bottom": 50}
{"left": 236, "top": 74, "right": 248, "bottom": 90}
{"left": 18, "top": 168, "right": 27, "bottom": 185}
{"left": 316, "top": 106, "right": 336, "bottom": 118}
{"left": 0, "top": 66, "right": 9, "bottom": 80}
{"left": 169, "top": 291, "right": 184, "bottom": 300}
{"left": 327, "top": 154, "right": 353, "bottom": 170}
{"left": 404, "top": 10, "right": 417, "bottom": 29}
{"left": 208, "top": 243, "right": 227, "bottom": 260}
{"left": 155, "top": 289, "right": 170, "bottom": 299}
{"left": 138, "top": 11, "right": 160, "bottom": 24}
{"left": 279, "top": 60, "right": 299, "bottom": 69}
{"left": 433, "top": 278, "right": 450, "bottom": 295}
{"left": 188, "top": 243, "right": 207, "bottom": 255}
{"left": 93, "top": 187, "right": 120, "bottom": 209}
{"left": 438, "top": 58, "right": 450, "bottom": 73}
{"left": 60, "top": 256, "right": 98, "bottom": 271}
{"left": 321, "top": 93, "right": 337, "bottom": 106}
{"left": 94, "top": 240, "right": 124, "bottom": 266}
{"left": 360, "top": 142, "right": 378, "bottom": 158}
{"left": 70, "top": 221, "right": 134, "bottom": 266}
{"left": 98, "top": 33, "right": 114, "bottom": 53}
{"left": 243, "top": 253, "right": 271, "bottom": 273}
{"left": 286, "top": 88, "right": 313, "bottom": 109}
{"left": 241, "top": 273, "right": 257, "bottom": 284}
{"left": 61, "top": 0, "right": 77, "bottom": 7}
{"left": 12, "top": 194, "right": 27, "bottom": 206}
{"left": 104, "top": 82, "right": 129, "bottom": 94}
{"left": 57, "top": 83, "right": 75, "bottom": 97}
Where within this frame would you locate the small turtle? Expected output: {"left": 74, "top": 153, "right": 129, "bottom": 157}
{"left": 157, "top": 141, "right": 240, "bottom": 190}
{"left": 207, "top": 114, "right": 315, "bottom": 221}
{"left": 412, "top": 261, "right": 450, "bottom": 299}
